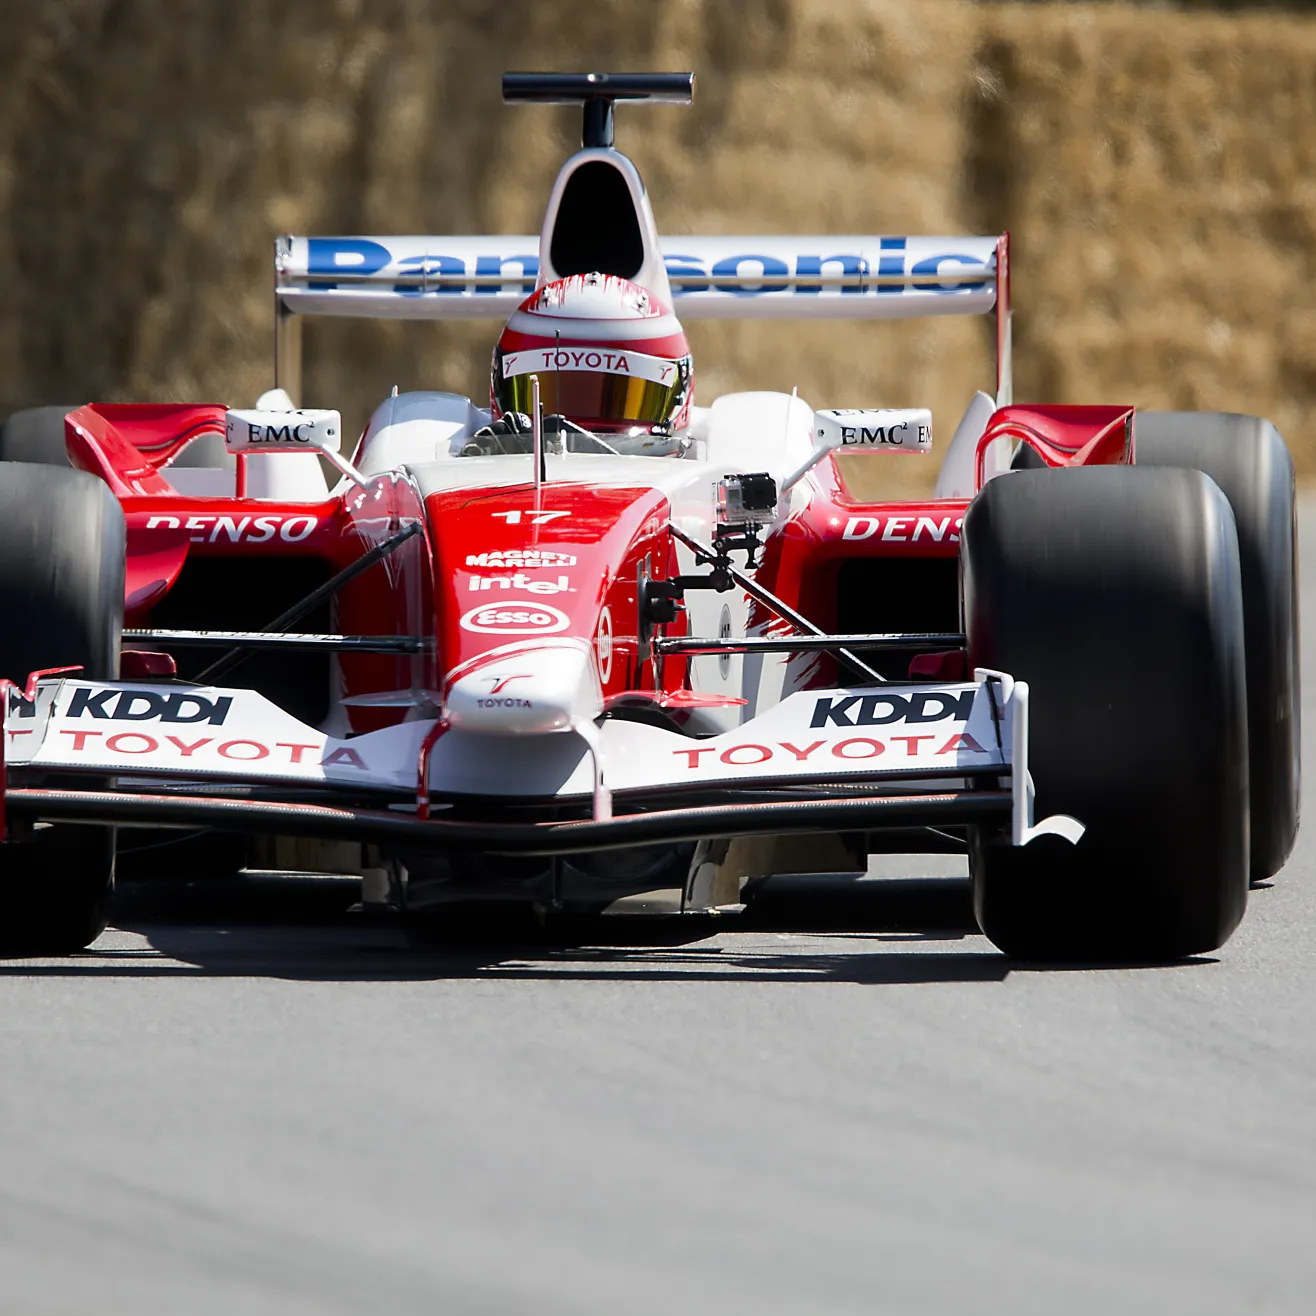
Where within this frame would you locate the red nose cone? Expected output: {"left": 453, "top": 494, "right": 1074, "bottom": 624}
{"left": 425, "top": 481, "right": 674, "bottom": 698}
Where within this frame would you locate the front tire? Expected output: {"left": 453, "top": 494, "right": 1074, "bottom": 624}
{"left": 0, "top": 463, "right": 124, "bottom": 952}
{"left": 962, "top": 466, "right": 1249, "bottom": 961}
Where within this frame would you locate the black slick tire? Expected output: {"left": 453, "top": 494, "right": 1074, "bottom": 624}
{"left": 0, "top": 462, "right": 124, "bottom": 952}
{"left": 1135, "top": 412, "right": 1298, "bottom": 880}
{"left": 0, "top": 406, "right": 82, "bottom": 466}
{"left": 962, "top": 466, "right": 1249, "bottom": 961}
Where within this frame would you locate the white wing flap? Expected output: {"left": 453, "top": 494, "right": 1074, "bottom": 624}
{"left": 276, "top": 234, "right": 1000, "bottom": 321}
{"left": 6, "top": 679, "right": 1007, "bottom": 798}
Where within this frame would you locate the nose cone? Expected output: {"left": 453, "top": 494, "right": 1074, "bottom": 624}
{"left": 444, "top": 639, "right": 602, "bottom": 735}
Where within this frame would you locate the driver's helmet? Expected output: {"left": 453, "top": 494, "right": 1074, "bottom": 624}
{"left": 491, "top": 273, "right": 693, "bottom": 442}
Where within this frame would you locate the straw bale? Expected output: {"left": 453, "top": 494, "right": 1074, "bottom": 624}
{"left": 1, "top": 1, "right": 1314, "bottom": 490}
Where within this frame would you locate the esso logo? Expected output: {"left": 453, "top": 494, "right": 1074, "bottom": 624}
{"left": 459, "top": 604, "right": 570, "bottom": 635}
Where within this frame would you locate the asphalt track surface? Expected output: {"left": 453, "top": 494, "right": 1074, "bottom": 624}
{"left": 2, "top": 511, "right": 1316, "bottom": 1316}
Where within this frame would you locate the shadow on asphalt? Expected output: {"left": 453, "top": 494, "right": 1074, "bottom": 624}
{"left": 0, "top": 875, "right": 1217, "bottom": 983}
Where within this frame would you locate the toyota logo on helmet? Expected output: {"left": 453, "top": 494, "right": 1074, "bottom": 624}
{"left": 491, "top": 273, "right": 694, "bottom": 439}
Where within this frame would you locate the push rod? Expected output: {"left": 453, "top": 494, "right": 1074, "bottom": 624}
{"left": 656, "top": 633, "right": 965, "bottom": 657}
{"left": 123, "top": 630, "right": 428, "bottom": 655}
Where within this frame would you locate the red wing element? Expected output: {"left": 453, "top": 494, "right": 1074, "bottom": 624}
{"left": 124, "top": 515, "right": 192, "bottom": 615}
{"left": 72, "top": 403, "right": 229, "bottom": 473}
{"left": 65, "top": 403, "right": 228, "bottom": 496}
{"left": 975, "top": 404, "right": 1134, "bottom": 490}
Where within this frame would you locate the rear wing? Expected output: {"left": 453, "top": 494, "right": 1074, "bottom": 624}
{"left": 273, "top": 230, "right": 1012, "bottom": 407}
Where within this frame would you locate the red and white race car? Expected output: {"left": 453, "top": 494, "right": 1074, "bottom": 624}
{"left": 0, "top": 73, "right": 1298, "bottom": 959}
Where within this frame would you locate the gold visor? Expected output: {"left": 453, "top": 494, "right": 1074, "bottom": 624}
{"left": 496, "top": 358, "right": 688, "bottom": 428}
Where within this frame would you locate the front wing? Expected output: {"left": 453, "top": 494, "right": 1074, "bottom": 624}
{"left": 1, "top": 673, "right": 1082, "bottom": 854}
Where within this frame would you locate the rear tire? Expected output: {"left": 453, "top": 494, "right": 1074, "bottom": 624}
{"left": 1135, "top": 412, "right": 1298, "bottom": 879}
{"left": 0, "top": 406, "right": 81, "bottom": 466}
{"left": 962, "top": 466, "right": 1249, "bottom": 961}
{"left": 0, "top": 463, "right": 124, "bottom": 952}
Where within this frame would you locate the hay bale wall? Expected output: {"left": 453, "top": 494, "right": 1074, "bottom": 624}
{"left": 1, "top": 0, "right": 1314, "bottom": 486}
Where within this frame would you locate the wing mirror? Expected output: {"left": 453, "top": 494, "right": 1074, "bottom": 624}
{"left": 781, "top": 407, "right": 932, "bottom": 494}
{"left": 225, "top": 407, "right": 368, "bottom": 489}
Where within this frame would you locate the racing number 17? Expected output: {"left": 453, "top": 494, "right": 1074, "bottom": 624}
{"left": 491, "top": 510, "right": 568, "bottom": 525}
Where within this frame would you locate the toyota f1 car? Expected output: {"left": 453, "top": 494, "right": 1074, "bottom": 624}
{"left": 0, "top": 73, "right": 1298, "bottom": 959}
